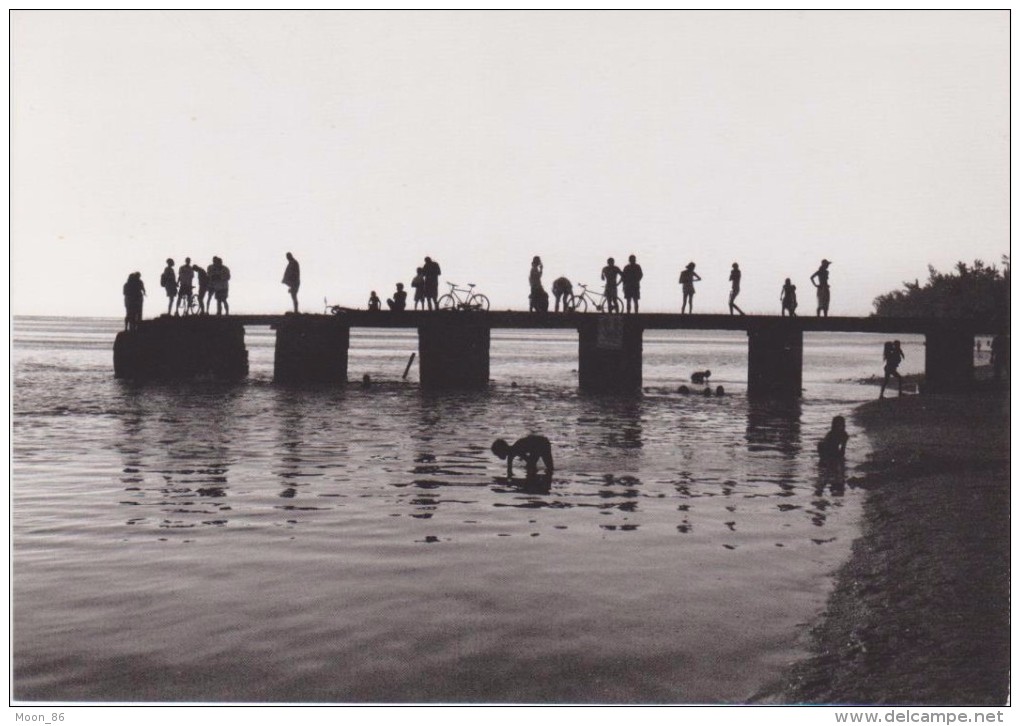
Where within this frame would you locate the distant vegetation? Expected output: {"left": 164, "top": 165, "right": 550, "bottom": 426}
{"left": 872, "top": 256, "right": 1010, "bottom": 323}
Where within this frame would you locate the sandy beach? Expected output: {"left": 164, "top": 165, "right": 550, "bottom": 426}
{"left": 762, "top": 388, "right": 1010, "bottom": 705}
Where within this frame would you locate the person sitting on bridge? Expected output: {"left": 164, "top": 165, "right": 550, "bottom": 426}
{"left": 781, "top": 278, "right": 798, "bottom": 316}
{"left": 368, "top": 291, "right": 381, "bottom": 311}
{"left": 491, "top": 435, "right": 554, "bottom": 479}
{"left": 160, "top": 258, "right": 177, "bottom": 316}
{"left": 879, "top": 340, "right": 906, "bottom": 398}
{"left": 552, "top": 277, "right": 573, "bottom": 312}
{"left": 817, "top": 416, "right": 848, "bottom": 460}
{"left": 387, "top": 282, "right": 407, "bottom": 311}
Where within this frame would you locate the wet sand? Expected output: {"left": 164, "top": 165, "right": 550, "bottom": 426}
{"left": 763, "top": 390, "right": 1010, "bottom": 705}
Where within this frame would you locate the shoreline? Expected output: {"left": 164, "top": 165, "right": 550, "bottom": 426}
{"left": 758, "top": 390, "right": 1010, "bottom": 705}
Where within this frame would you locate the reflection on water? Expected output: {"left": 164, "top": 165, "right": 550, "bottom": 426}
{"left": 13, "top": 318, "right": 877, "bottom": 703}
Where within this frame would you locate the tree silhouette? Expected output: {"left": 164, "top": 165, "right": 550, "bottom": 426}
{"left": 872, "top": 256, "right": 1009, "bottom": 324}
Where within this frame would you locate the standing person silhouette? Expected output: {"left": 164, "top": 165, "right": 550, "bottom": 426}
{"left": 282, "top": 252, "right": 300, "bottom": 313}
{"left": 781, "top": 278, "right": 798, "bottom": 316}
{"left": 601, "top": 257, "right": 622, "bottom": 313}
{"left": 728, "top": 263, "right": 745, "bottom": 315}
{"left": 422, "top": 256, "right": 441, "bottom": 310}
{"left": 192, "top": 262, "right": 209, "bottom": 314}
{"left": 411, "top": 267, "right": 425, "bottom": 310}
{"left": 817, "top": 415, "right": 849, "bottom": 460}
{"left": 176, "top": 257, "right": 195, "bottom": 315}
{"left": 552, "top": 277, "right": 573, "bottom": 312}
{"left": 122, "top": 272, "right": 145, "bottom": 331}
{"left": 208, "top": 256, "right": 231, "bottom": 315}
{"left": 810, "top": 259, "right": 832, "bottom": 317}
{"left": 529, "top": 256, "right": 544, "bottom": 311}
{"left": 879, "top": 340, "right": 906, "bottom": 398}
{"left": 160, "top": 259, "right": 177, "bottom": 316}
{"left": 679, "top": 262, "right": 701, "bottom": 314}
{"left": 622, "top": 255, "right": 643, "bottom": 313}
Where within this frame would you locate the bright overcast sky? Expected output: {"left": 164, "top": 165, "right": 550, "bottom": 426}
{"left": 11, "top": 10, "right": 1009, "bottom": 317}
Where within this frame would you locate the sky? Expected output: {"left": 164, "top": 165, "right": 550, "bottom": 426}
{"left": 11, "top": 10, "right": 1009, "bottom": 318}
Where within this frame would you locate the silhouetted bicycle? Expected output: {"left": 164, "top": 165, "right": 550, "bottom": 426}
{"left": 438, "top": 282, "right": 490, "bottom": 312}
{"left": 568, "top": 283, "right": 622, "bottom": 313}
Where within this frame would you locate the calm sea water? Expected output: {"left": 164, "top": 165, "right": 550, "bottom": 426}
{"left": 12, "top": 317, "right": 926, "bottom": 703}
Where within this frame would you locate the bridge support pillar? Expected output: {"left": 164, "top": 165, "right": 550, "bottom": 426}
{"left": 747, "top": 323, "right": 802, "bottom": 398}
{"left": 924, "top": 329, "right": 973, "bottom": 393}
{"left": 114, "top": 317, "right": 248, "bottom": 381}
{"left": 418, "top": 321, "right": 490, "bottom": 389}
{"left": 274, "top": 317, "right": 349, "bottom": 384}
{"left": 578, "top": 317, "right": 643, "bottom": 394}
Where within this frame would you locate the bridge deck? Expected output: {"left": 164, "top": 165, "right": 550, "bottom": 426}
{"left": 222, "top": 311, "right": 1003, "bottom": 335}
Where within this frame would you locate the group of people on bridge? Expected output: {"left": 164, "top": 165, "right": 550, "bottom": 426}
{"left": 123, "top": 251, "right": 837, "bottom": 329}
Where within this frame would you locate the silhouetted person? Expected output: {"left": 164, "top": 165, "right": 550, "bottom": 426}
{"left": 411, "top": 267, "right": 425, "bottom": 310}
{"left": 817, "top": 415, "right": 848, "bottom": 460}
{"left": 622, "top": 255, "right": 643, "bottom": 313}
{"left": 491, "top": 435, "right": 554, "bottom": 478}
{"left": 691, "top": 370, "right": 711, "bottom": 384}
{"left": 282, "top": 252, "right": 300, "bottom": 313}
{"left": 781, "top": 278, "right": 798, "bottom": 316}
{"left": 176, "top": 257, "right": 195, "bottom": 315}
{"left": 368, "top": 291, "right": 381, "bottom": 311}
{"left": 160, "top": 258, "right": 177, "bottom": 315}
{"left": 728, "top": 263, "right": 745, "bottom": 315}
{"left": 602, "top": 257, "right": 622, "bottom": 313}
{"left": 208, "top": 256, "right": 231, "bottom": 315}
{"left": 387, "top": 282, "right": 407, "bottom": 311}
{"left": 552, "top": 277, "right": 573, "bottom": 312}
{"left": 810, "top": 259, "right": 831, "bottom": 317}
{"left": 679, "top": 262, "right": 701, "bottom": 314}
{"left": 880, "top": 340, "right": 906, "bottom": 398}
{"left": 123, "top": 272, "right": 145, "bottom": 331}
{"left": 192, "top": 263, "right": 209, "bottom": 314}
{"left": 422, "top": 257, "right": 441, "bottom": 310}
{"left": 529, "top": 256, "right": 547, "bottom": 312}
{"left": 991, "top": 335, "right": 1008, "bottom": 381}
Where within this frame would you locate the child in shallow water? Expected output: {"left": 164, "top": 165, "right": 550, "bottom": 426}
{"left": 817, "top": 415, "right": 848, "bottom": 460}
{"left": 491, "top": 435, "right": 554, "bottom": 478}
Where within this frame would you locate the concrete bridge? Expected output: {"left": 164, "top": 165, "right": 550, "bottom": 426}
{"left": 113, "top": 311, "right": 1005, "bottom": 397}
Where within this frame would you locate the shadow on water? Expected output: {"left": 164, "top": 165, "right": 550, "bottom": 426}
{"left": 745, "top": 399, "right": 802, "bottom": 457}
{"left": 115, "top": 381, "right": 239, "bottom": 533}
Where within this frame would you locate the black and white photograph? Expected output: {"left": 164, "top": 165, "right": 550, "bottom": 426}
{"left": 10, "top": 9, "right": 1010, "bottom": 718}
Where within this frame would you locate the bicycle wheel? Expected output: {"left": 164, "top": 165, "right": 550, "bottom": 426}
{"left": 570, "top": 295, "right": 588, "bottom": 313}
{"left": 438, "top": 294, "right": 457, "bottom": 311}
{"left": 467, "top": 294, "right": 490, "bottom": 311}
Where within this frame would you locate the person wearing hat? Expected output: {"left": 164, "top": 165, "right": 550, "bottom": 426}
{"left": 810, "top": 259, "right": 832, "bottom": 317}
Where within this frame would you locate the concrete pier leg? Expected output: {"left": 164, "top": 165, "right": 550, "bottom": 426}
{"left": 578, "top": 317, "right": 643, "bottom": 394}
{"left": 924, "top": 329, "right": 974, "bottom": 393}
{"left": 417, "top": 323, "right": 490, "bottom": 389}
{"left": 747, "top": 324, "right": 803, "bottom": 398}
{"left": 274, "top": 318, "right": 350, "bottom": 384}
{"left": 113, "top": 317, "right": 248, "bottom": 381}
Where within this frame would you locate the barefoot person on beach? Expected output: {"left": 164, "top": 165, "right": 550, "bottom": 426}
{"left": 880, "top": 340, "right": 906, "bottom": 398}
{"left": 491, "top": 435, "right": 554, "bottom": 479}
{"left": 817, "top": 415, "right": 848, "bottom": 460}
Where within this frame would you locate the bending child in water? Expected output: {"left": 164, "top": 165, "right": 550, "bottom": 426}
{"left": 491, "top": 435, "right": 554, "bottom": 478}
